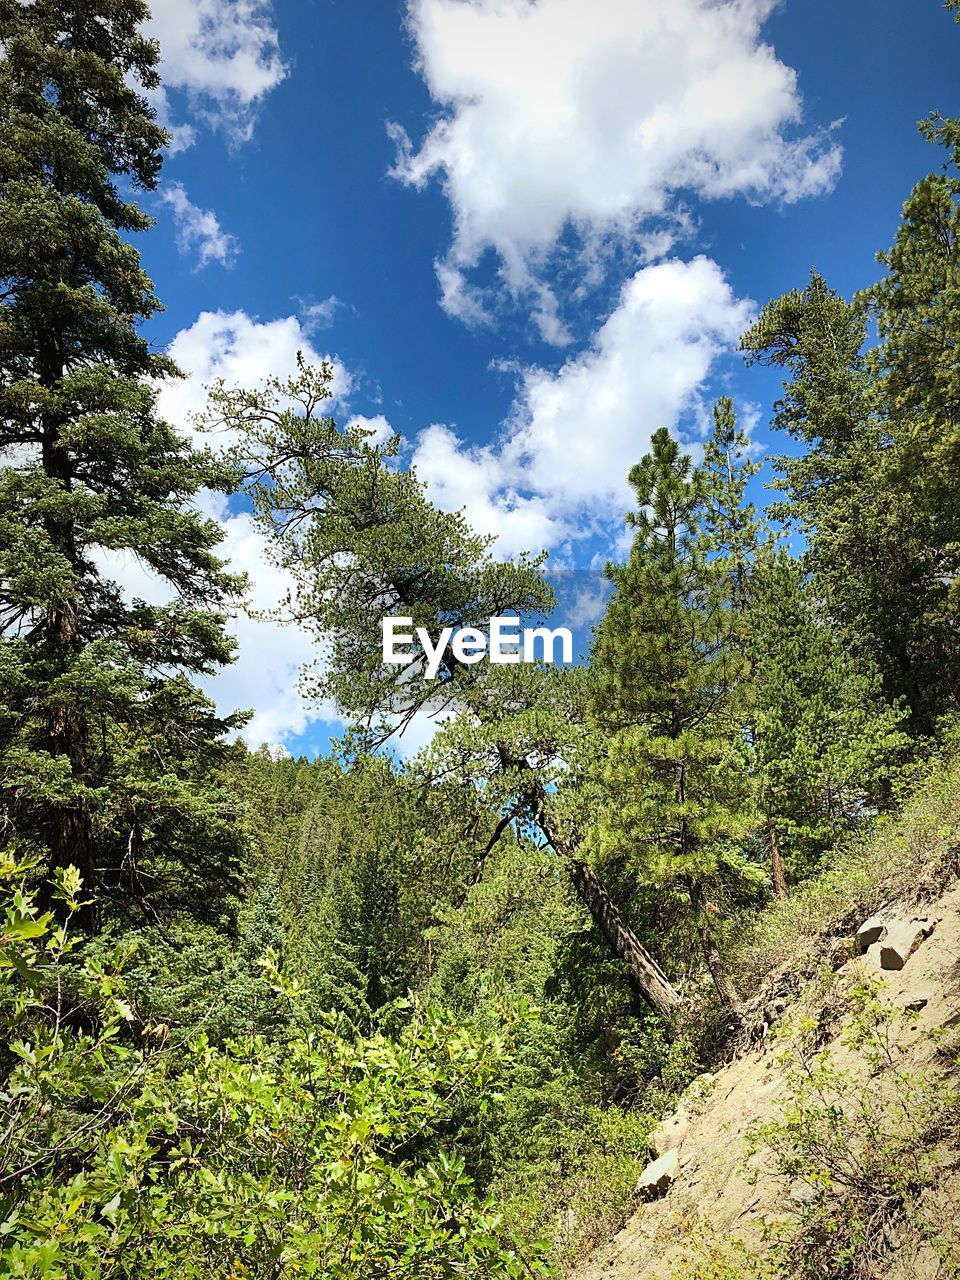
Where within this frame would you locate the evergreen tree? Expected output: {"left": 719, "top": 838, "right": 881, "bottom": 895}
{"left": 700, "top": 396, "right": 764, "bottom": 620}
{"left": 589, "top": 429, "right": 760, "bottom": 1017}
{"left": 207, "top": 360, "right": 552, "bottom": 743}
{"left": 209, "top": 362, "right": 683, "bottom": 1017}
{"left": 749, "top": 554, "right": 909, "bottom": 886}
{"left": 0, "top": 0, "right": 246, "bottom": 926}
{"left": 741, "top": 82, "right": 960, "bottom": 740}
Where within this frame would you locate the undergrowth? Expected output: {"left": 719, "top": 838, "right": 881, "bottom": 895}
{"left": 730, "top": 751, "right": 960, "bottom": 995}
{"left": 751, "top": 982, "right": 960, "bottom": 1278}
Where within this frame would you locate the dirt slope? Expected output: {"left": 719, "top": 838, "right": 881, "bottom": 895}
{"left": 572, "top": 884, "right": 960, "bottom": 1280}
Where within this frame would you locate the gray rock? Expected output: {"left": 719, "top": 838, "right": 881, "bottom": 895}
{"left": 901, "top": 992, "right": 932, "bottom": 1012}
{"left": 648, "top": 1109, "right": 689, "bottom": 1156}
{"left": 854, "top": 914, "right": 886, "bottom": 954}
{"left": 878, "top": 918, "right": 936, "bottom": 971}
{"left": 635, "top": 1147, "right": 680, "bottom": 1200}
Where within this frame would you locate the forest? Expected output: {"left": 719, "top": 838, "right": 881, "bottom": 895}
{"left": 1, "top": 1, "right": 959, "bottom": 1276}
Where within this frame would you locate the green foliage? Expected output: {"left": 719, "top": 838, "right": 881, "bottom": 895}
{"left": 202, "top": 360, "right": 552, "bottom": 743}
{"left": 730, "top": 746, "right": 960, "bottom": 995}
{"left": 588, "top": 426, "right": 761, "bottom": 1010}
{"left": 0, "top": 0, "right": 247, "bottom": 925}
{"left": 0, "top": 861, "right": 550, "bottom": 1279}
{"left": 700, "top": 395, "right": 764, "bottom": 617}
{"left": 4, "top": 9, "right": 960, "bottom": 1277}
{"left": 501, "top": 1104, "right": 656, "bottom": 1274}
{"left": 750, "top": 985, "right": 960, "bottom": 1279}
{"left": 671, "top": 1238, "right": 776, "bottom": 1280}
{"left": 421, "top": 841, "right": 689, "bottom": 1274}
{"left": 749, "top": 553, "right": 909, "bottom": 882}
{"left": 740, "top": 107, "right": 960, "bottom": 740}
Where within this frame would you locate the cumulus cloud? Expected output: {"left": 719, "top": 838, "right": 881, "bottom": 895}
{"left": 412, "top": 256, "right": 753, "bottom": 550}
{"left": 144, "top": 0, "right": 287, "bottom": 147}
{"left": 137, "top": 260, "right": 748, "bottom": 739}
{"left": 393, "top": 0, "right": 841, "bottom": 336}
{"left": 98, "top": 508, "right": 327, "bottom": 753}
{"left": 410, "top": 423, "right": 565, "bottom": 558}
{"left": 503, "top": 256, "right": 753, "bottom": 509}
{"left": 160, "top": 309, "right": 351, "bottom": 448}
{"left": 161, "top": 183, "right": 239, "bottom": 267}
{"left": 147, "top": 309, "right": 356, "bottom": 750}
{"left": 343, "top": 414, "right": 396, "bottom": 446}
{"left": 198, "top": 503, "right": 334, "bottom": 750}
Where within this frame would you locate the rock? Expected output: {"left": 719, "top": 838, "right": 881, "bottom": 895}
{"left": 854, "top": 914, "right": 887, "bottom": 954}
{"left": 648, "top": 1109, "right": 689, "bottom": 1156}
{"left": 878, "top": 918, "right": 936, "bottom": 971}
{"left": 902, "top": 992, "right": 932, "bottom": 1012}
{"left": 634, "top": 1147, "right": 680, "bottom": 1200}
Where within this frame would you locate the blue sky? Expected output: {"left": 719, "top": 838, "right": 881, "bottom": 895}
{"left": 127, "top": 0, "right": 959, "bottom": 757}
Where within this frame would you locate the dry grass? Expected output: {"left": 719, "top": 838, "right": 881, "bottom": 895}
{"left": 730, "top": 754, "right": 960, "bottom": 997}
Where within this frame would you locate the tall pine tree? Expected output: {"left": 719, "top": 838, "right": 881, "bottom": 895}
{"left": 0, "top": 0, "right": 246, "bottom": 926}
{"left": 589, "top": 429, "right": 760, "bottom": 1017}
{"left": 741, "top": 37, "right": 960, "bottom": 742}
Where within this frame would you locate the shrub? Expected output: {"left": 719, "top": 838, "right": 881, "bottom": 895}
{"left": 749, "top": 983, "right": 960, "bottom": 1279}
{"left": 0, "top": 857, "right": 550, "bottom": 1279}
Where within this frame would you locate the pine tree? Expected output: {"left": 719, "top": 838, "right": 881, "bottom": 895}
{"left": 749, "top": 554, "right": 909, "bottom": 885}
{"left": 589, "top": 429, "right": 760, "bottom": 1017}
{"left": 0, "top": 0, "right": 246, "bottom": 926}
{"left": 700, "top": 396, "right": 763, "bottom": 620}
{"left": 210, "top": 362, "right": 684, "bottom": 1018}
{"left": 741, "top": 76, "right": 960, "bottom": 740}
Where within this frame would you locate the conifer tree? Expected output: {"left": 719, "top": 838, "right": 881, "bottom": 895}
{"left": 749, "top": 554, "right": 909, "bottom": 886}
{"left": 741, "top": 71, "right": 960, "bottom": 740}
{"left": 211, "top": 363, "right": 683, "bottom": 1018}
{"left": 0, "top": 0, "right": 246, "bottom": 926}
{"left": 700, "top": 397, "right": 763, "bottom": 620}
{"left": 589, "top": 429, "right": 760, "bottom": 1017}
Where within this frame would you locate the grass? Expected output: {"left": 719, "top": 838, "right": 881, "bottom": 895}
{"left": 729, "top": 752, "right": 960, "bottom": 997}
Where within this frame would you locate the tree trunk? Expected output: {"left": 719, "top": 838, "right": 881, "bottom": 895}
{"left": 768, "top": 816, "right": 787, "bottom": 898}
{"left": 39, "top": 373, "right": 98, "bottom": 928}
{"left": 508, "top": 755, "right": 683, "bottom": 1018}
{"left": 569, "top": 858, "right": 682, "bottom": 1018}
{"left": 688, "top": 880, "right": 741, "bottom": 1017}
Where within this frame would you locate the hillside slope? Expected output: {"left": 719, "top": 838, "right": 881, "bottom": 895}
{"left": 573, "top": 813, "right": 960, "bottom": 1279}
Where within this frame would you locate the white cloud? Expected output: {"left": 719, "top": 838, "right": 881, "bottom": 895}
{"left": 161, "top": 182, "right": 239, "bottom": 267}
{"left": 411, "top": 423, "right": 565, "bottom": 557}
{"left": 393, "top": 0, "right": 841, "bottom": 337}
{"left": 300, "top": 296, "right": 346, "bottom": 331}
{"left": 138, "top": 259, "right": 748, "bottom": 741}
{"left": 344, "top": 414, "right": 396, "bottom": 446}
{"left": 144, "top": 0, "right": 287, "bottom": 146}
{"left": 159, "top": 309, "right": 351, "bottom": 449}
{"left": 146, "top": 309, "right": 355, "bottom": 749}
{"left": 97, "top": 513, "right": 326, "bottom": 753}
{"left": 504, "top": 256, "right": 753, "bottom": 509}
{"left": 201, "top": 507, "right": 332, "bottom": 750}
{"left": 411, "top": 256, "right": 753, "bottom": 550}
